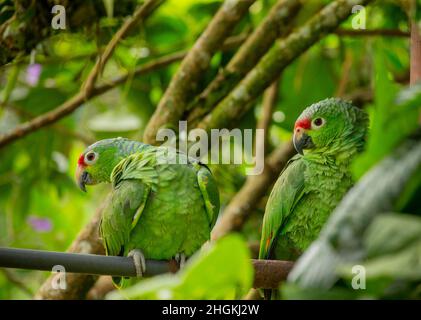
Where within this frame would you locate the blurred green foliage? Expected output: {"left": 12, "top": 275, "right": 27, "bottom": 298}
{"left": 282, "top": 82, "right": 421, "bottom": 300}
{"left": 107, "top": 235, "right": 253, "bottom": 299}
{"left": 0, "top": 0, "right": 418, "bottom": 299}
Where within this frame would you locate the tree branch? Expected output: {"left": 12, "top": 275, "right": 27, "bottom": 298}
{"left": 186, "top": 0, "right": 301, "bottom": 124}
{"left": 34, "top": 204, "right": 106, "bottom": 299}
{"left": 0, "top": 1, "right": 162, "bottom": 149}
{"left": 93, "top": 33, "right": 248, "bottom": 97}
{"left": 21, "top": 0, "right": 371, "bottom": 300}
{"left": 0, "top": 0, "right": 141, "bottom": 66}
{"left": 335, "top": 28, "right": 409, "bottom": 37}
{"left": 86, "top": 276, "right": 114, "bottom": 300}
{"left": 143, "top": 0, "right": 256, "bottom": 145}
{"left": 257, "top": 79, "right": 280, "bottom": 150}
{"left": 82, "top": 0, "right": 165, "bottom": 95}
{"left": 0, "top": 247, "right": 293, "bottom": 291}
{"left": 211, "top": 140, "right": 296, "bottom": 240}
{"left": 197, "top": 0, "right": 373, "bottom": 132}
{"left": 8, "top": 105, "right": 95, "bottom": 145}
{"left": 410, "top": 20, "right": 421, "bottom": 85}
{"left": 0, "top": 268, "right": 33, "bottom": 297}
{"left": 0, "top": 35, "right": 246, "bottom": 150}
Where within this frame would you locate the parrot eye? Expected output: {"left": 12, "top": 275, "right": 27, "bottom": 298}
{"left": 312, "top": 117, "right": 325, "bottom": 129}
{"left": 84, "top": 151, "right": 98, "bottom": 165}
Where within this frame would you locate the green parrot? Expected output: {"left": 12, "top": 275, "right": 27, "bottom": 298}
{"left": 75, "top": 138, "right": 220, "bottom": 287}
{"left": 258, "top": 98, "right": 368, "bottom": 299}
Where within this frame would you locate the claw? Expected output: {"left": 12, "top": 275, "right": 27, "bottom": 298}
{"left": 128, "top": 249, "right": 146, "bottom": 278}
{"left": 175, "top": 253, "right": 186, "bottom": 270}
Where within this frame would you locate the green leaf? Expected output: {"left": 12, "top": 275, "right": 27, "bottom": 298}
{"left": 364, "top": 214, "right": 421, "bottom": 258}
{"left": 102, "top": 0, "right": 114, "bottom": 18}
{"left": 352, "top": 41, "right": 421, "bottom": 179}
{"left": 1, "top": 64, "right": 20, "bottom": 107}
{"left": 106, "top": 235, "right": 253, "bottom": 300}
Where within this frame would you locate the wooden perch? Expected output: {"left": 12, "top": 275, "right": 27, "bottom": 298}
{"left": 35, "top": 205, "right": 106, "bottom": 300}
{"left": 0, "top": 247, "right": 293, "bottom": 292}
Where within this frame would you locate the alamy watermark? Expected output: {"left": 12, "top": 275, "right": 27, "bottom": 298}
{"left": 51, "top": 265, "right": 67, "bottom": 290}
{"left": 351, "top": 265, "right": 366, "bottom": 290}
{"left": 352, "top": 5, "right": 366, "bottom": 30}
{"left": 155, "top": 121, "right": 265, "bottom": 175}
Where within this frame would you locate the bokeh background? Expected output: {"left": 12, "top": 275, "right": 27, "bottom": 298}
{"left": 0, "top": 0, "right": 420, "bottom": 299}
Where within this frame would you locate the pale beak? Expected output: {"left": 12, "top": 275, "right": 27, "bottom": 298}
{"left": 76, "top": 165, "right": 91, "bottom": 192}
{"left": 293, "top": 127, "right": 314, "bottom": 155}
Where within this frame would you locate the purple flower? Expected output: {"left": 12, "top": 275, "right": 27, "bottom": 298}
{"left": 27, "top": 216, "right": 52, "bottom": 233}
{"left": 26, "top": 64, "right": 42, "bottom": 86}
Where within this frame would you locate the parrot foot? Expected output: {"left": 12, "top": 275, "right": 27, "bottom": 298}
{"left": 175, "top": 253, "right": 186, "bottom": 270}
{"left": 128, "top": 249, "right": 146, "bottom": 278}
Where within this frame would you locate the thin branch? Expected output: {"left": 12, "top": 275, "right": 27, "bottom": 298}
{"left": 143, "top": 0, "right": 256, "bottom": 145}
{"left": 197, "top": 0, "right": 374, "bottom": 132}
{"left": 0, "top": 35, "right": 246, "bottom": 150}
{"left": 186, "top": 0, "right": 301, "bottom": 125}
{"left": 0, "top": 1, "right": 162, "bottom": 150}
{"left": 0, "top": 1, "right": 143, "bottom": 66}
{"left": 410, "top": 21, "right": 421, "bottom": 85}
{"left": 211, "top": 79, "right": 284, "bottom": 240}
{"left": 211, "top": 140, "right": 296, "bottom": 240}
{"left": 86, "top": 276, "right": 114, "bottom": 300}
{"left": 93, "top": 33, "right": 248, "bottom": 97}
{"left": 335, "top": 50, "right": 353, "bottom": 97}
{"left": 335, "top": 28, "right": 410, "bottom": 37}
{"left": 0, "top": 91, "right": 87, "bottom": 149}
{"left": 341, "top": 87, "right": 373, "bottom": 108}
{"left": 83, "top": 0, "right": 165, "bottom": 95}
{"left": 0, "top": 268, "right": 33, "bottom": 297}
{"left": 8, "top": 105, "right": 95, "bottom": 145}
{"left": 35, "top": 204, "right": 106, "bottom": 299}
{"left": 257, "top": 79, "right": 280, "bottom": 150}
{"left": 0, "top": 247, "right": 293, "bottom": 290}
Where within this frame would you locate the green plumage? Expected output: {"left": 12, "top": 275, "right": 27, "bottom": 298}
{"left": 258, "top": 98, "right": 368, "bottom": 299}
{"left": 78, "top": 138, "right": 220, "bottom": 287}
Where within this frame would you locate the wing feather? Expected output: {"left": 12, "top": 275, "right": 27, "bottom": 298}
{"left": 259, "top": 155, "right": 306, "bottom": 260}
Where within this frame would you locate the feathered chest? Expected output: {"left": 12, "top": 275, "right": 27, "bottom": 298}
{"left": 278, "top": 159, "right": 354, "bottom": 254}
{"left": 303, "top": 158, "right": 354, "bottom": 211}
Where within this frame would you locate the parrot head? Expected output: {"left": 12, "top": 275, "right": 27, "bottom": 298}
{"left": 76, "top": 137, "right": 146, "bottom": 192}
{"left": 293, "top": 98, "right": 368, "bottom": 155}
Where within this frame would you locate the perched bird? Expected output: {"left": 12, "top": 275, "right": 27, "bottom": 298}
{"left": 75, "top": 138, "right": 220, "bottom": 287}
{"left": 258, "top": 98, "right": 368, "bottom": 299}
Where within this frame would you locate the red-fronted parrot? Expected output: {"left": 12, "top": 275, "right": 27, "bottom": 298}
{"left": 76, "top": 138, "right": 220, "bottom": 287}
{"left": 259, "top": 98, "right": 368, "bottom": 299}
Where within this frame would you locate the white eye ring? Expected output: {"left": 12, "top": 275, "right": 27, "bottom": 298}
{"left": 84, "top": 151, "right": 98, "bottom": 165}
{"left": 312, "top": 117, "right": 325, "bottom": 129}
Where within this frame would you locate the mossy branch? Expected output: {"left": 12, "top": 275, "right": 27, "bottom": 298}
{"left": 187, "top": 0, "right": 301, "bottom": 125}
{"left": 197, "top": 0, "right": 373, "bottom": 132}
{"left": 143, "top": 0, "right": 256, "bottom": 145}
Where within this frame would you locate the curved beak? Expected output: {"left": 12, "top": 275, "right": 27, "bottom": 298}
{"left": 76, "top": 165, "right": 91, "bottom": 192}
{"left": 293, "top": 128, "right": 314, "bottom": 155}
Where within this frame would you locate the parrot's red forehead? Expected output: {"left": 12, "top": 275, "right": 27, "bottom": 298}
{"left": 294, "top": 118, "right": 311, "bottom": 130}
{"left": 78, "top": 154, "right": 85, "bottom": 166}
